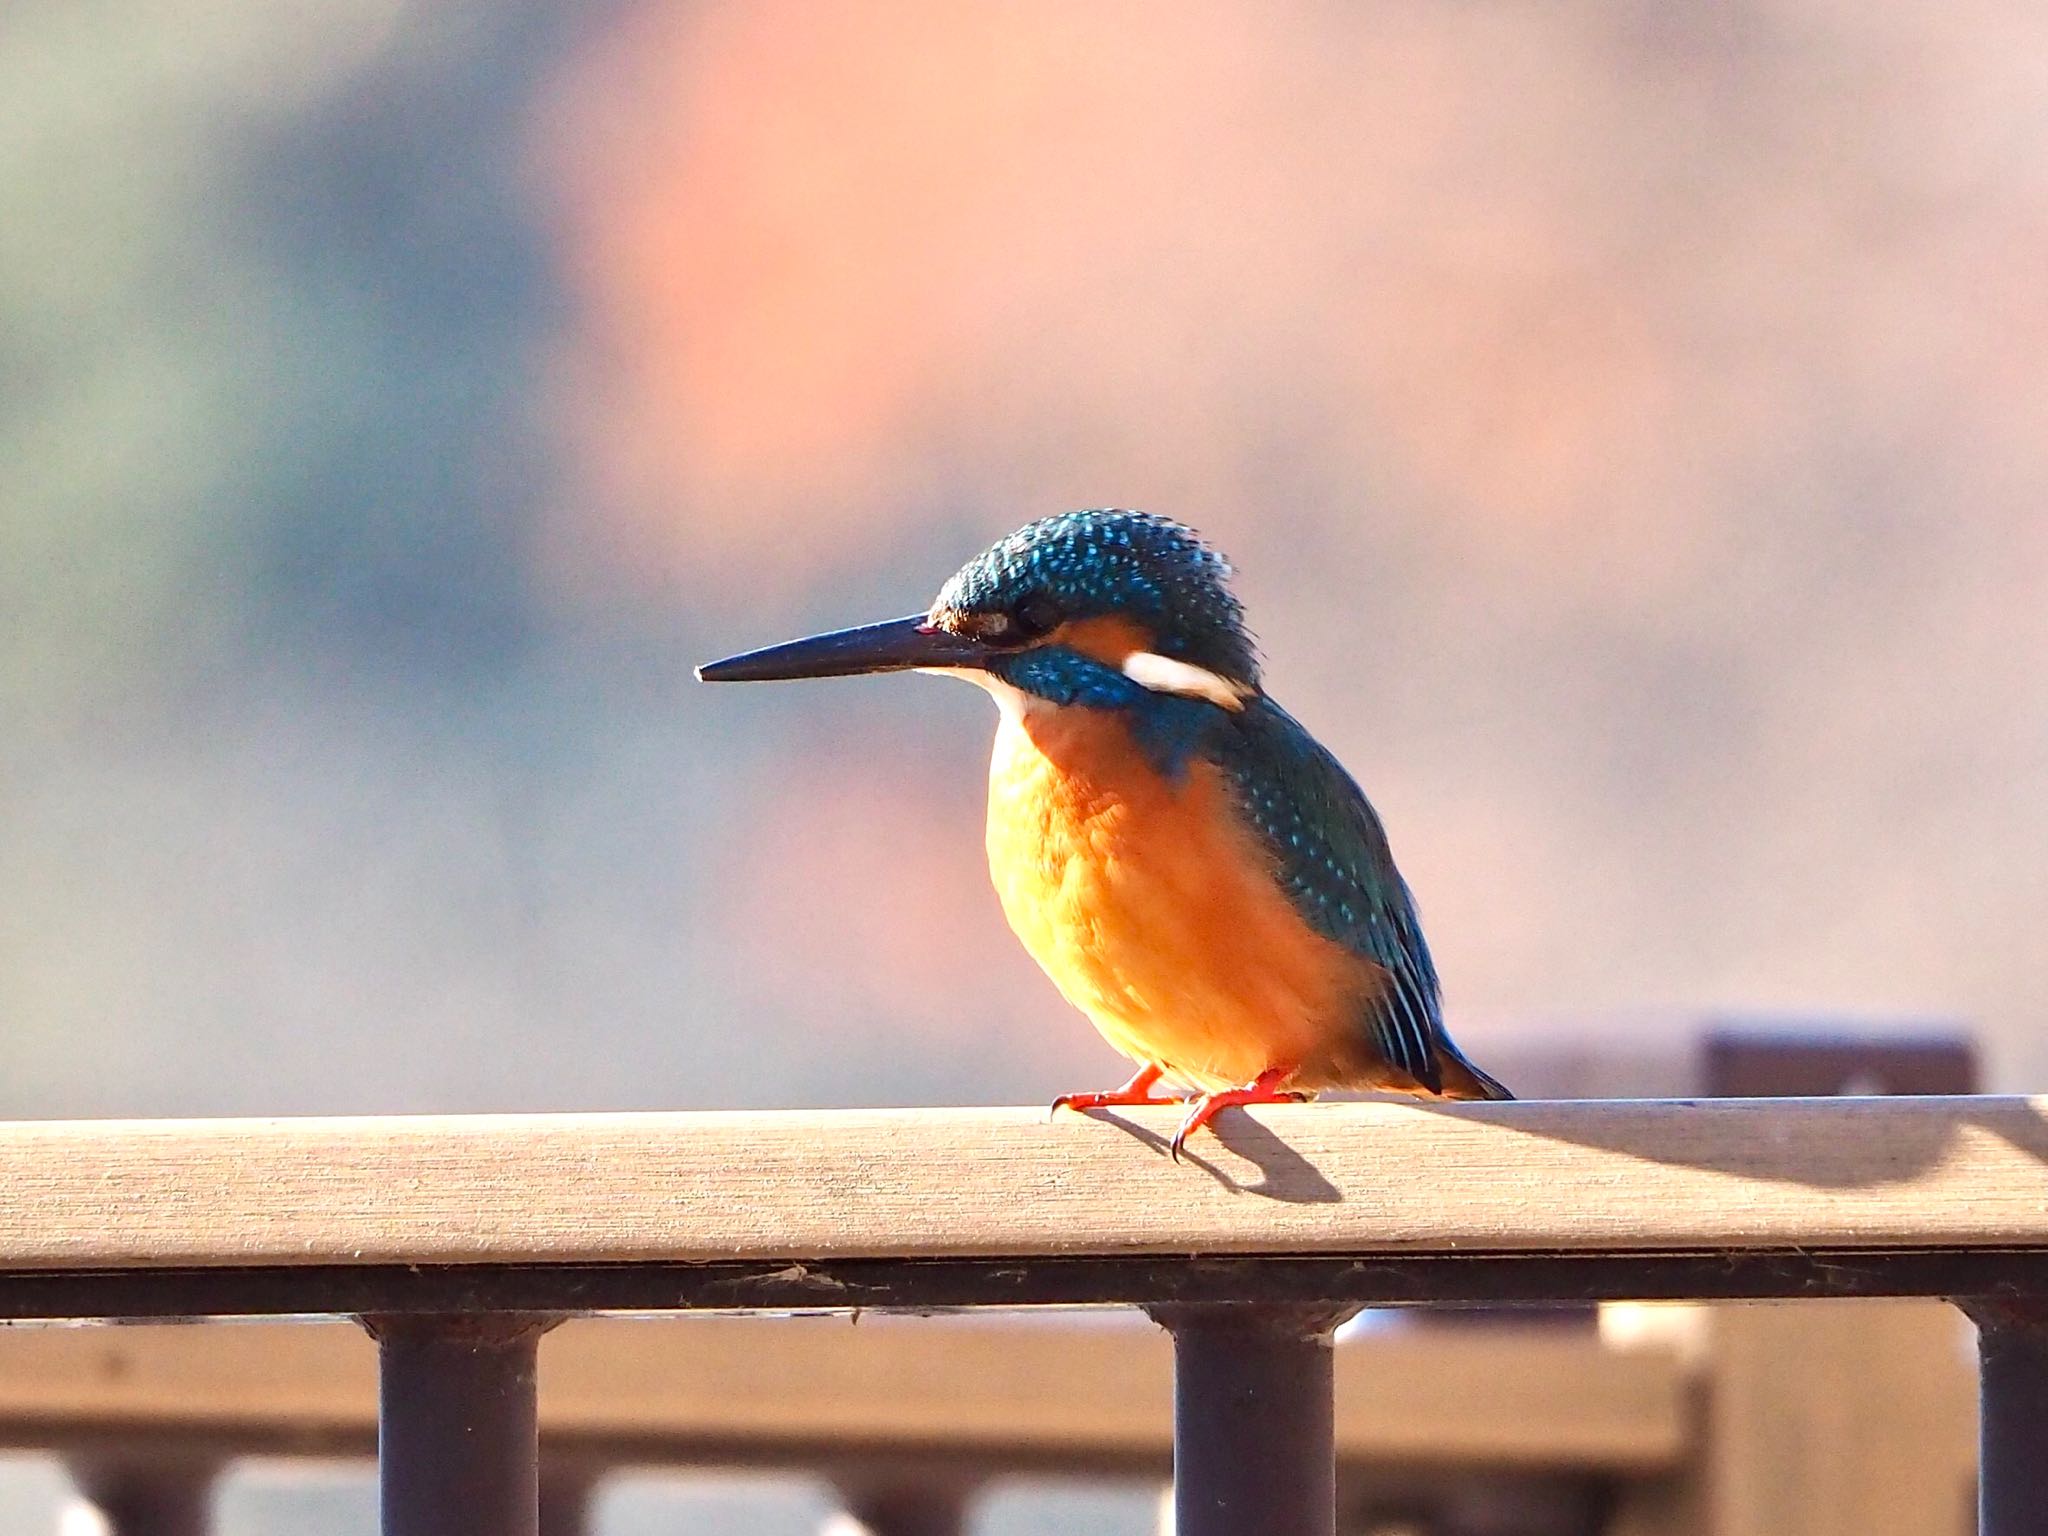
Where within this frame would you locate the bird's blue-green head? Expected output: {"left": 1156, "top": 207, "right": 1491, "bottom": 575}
{"left": 698, "top": 510, "right": 1262, "bottom": 712}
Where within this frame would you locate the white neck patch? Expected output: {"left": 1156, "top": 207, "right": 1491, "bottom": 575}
{"left": 918, "top": 666, "right": 1043, "bottom": 720}
{"left": 1120, "top": 651, "right": 1251, "bottom": 711}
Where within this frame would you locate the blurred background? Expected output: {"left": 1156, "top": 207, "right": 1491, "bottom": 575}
{"left": 4, "top": 0, "right": 2045, "bottom": 1528}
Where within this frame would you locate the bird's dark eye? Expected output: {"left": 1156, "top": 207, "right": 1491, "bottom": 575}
{"left": 1010, "top": 592, "right": 1061, "bottom": 640}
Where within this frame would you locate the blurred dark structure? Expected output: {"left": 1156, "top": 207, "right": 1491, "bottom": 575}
{"left": 1703, "top": 1029, "right": 1978, "bottom": 1098}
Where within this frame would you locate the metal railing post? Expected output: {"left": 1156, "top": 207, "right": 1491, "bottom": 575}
{"left": 64, "top": 1458, "right": 217, "bottom": 1536}
{"left": 539, "top": 1465, "right": 600, "bottom": 1536}
{"left": 1965, "top": 1301, "right": 2048, "bottom": 1536}
{"left": 1150, "top": 1304, "right": 1355, "bottom": 1536}
{"left": 826, "top": 1479, "right": 974, "bottom": 1536}
{"left": 365, "top": 1314, "right": 553, "bottom": 1536}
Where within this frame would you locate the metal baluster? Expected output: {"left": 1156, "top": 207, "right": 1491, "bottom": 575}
{"left": 63, "top": 1459, "right": 217, "bottom": 1536}
{"left": 1152, "top": 1304, "right": 1355, "bottom": 1536}
{"left": 539, "top": 1464, "right": 602, "bottom": 1536}
{"left": 825, "top": 1478, "right": 974, "bottom": 1536}
{"left": 1965, "top": 1301, "right": 2048, "bottom": 1536}
{"left": 365, "top": 1314, "right": 553, "bottom": 1536}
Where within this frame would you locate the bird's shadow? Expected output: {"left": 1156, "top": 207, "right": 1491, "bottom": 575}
{"left": 1072, "top": 1110, "right": 1343, "bottom": 1203}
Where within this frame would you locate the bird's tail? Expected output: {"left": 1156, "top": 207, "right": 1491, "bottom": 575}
{"left": 1434, "top": 1042, "right": 1515, "bottom": 1101}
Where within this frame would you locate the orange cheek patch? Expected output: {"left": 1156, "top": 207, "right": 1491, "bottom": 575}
{"left": 1053, "top": 615, "right": 1154, "bottom": 666}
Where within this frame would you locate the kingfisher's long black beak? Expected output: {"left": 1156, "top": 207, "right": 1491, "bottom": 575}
{"left": 696, "top": 614, "right": 991, "bottom": 683}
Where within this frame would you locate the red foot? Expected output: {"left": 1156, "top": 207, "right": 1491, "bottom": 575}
{"left": 1049, "top": 1063, "right": 1189, "bottom": 1118}
{"left": 1169, "top": 1068, "right": 1308, "bottom": 1162}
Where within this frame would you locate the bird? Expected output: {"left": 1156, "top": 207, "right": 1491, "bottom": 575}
{"left": 697, "top": 510, "right": 1510, "bottom": 1158}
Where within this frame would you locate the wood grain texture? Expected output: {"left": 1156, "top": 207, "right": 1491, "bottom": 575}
{"left": 0, "top": 1316, "right": 1687, "bottom": 1473}
{"left": 0, "top": 1096, "right": 2043, "bottom": 1269}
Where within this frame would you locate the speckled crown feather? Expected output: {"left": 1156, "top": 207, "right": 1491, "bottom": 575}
{"left": 930, "top": 510, "right": 1260, "bottom": 685}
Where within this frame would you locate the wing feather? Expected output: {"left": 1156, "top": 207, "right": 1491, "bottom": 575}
{"left": 1209, "top": 697, "right": 1446, "bottom": 1092}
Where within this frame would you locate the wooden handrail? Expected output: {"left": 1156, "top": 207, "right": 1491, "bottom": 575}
{"left": 1, "top": 1096, "right": 2044, "bottom": 1273}
{"left": 0, "top": 1097, "right": 2022, "bottom": 1536}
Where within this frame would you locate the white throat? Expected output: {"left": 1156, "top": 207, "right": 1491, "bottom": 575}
{"left": 918, "top": 666, "right": 1044, "bottom": 721}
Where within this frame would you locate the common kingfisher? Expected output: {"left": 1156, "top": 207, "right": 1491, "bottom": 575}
{"left": 698, "top": 510, "right": 1510, "bottom": 1158}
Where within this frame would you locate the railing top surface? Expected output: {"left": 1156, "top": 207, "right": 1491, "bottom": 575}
{"left": 1, "top": 1095, "right": 2044, "bottom": 1272}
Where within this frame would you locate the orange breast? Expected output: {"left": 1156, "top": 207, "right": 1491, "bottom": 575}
{"left": 985, "top": 702, "right": 1370, "bottom": 1092}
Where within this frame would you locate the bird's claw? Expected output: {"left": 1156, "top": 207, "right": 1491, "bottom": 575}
{"left": 1166, "top": 1070, "right": 1308, "bottom": 1162}
{"left": 1048, "top": 1065, "right": 1184, "bottom": 1121}
{"left": 1048, "top": 1089, "right": 1189, "bottom": 1119}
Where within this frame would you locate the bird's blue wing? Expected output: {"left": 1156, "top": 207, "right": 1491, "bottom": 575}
{"left": 1208, "top": 697, "right": 1447, "bottom": 1092}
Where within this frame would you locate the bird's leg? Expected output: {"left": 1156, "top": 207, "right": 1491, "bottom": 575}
{"left": 1049, "top": 1063, "right": 1189, "bottom": 1117}
{"left": 1169, "top": 1067, "right": 1308, "bottom": 1162}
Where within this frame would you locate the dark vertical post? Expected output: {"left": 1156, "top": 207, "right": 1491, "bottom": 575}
{"left": 539, "top": 1465, "right": 600, "bottom": 1536}
{"left": 1150, "top": 1304, "right": 1354, "bottom": 1536}
{"left": 366, "top": 1314, "right": 552, "bottom": 1536}
{"left": 1965, "top": 1301, "right": 2048, "bottom": 1536}
{"left": 828, "top": 1479, "right": 974, "bottom": 1536}
{"left": 66, "top": 1459, "right": 217, "bottom": 1536}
